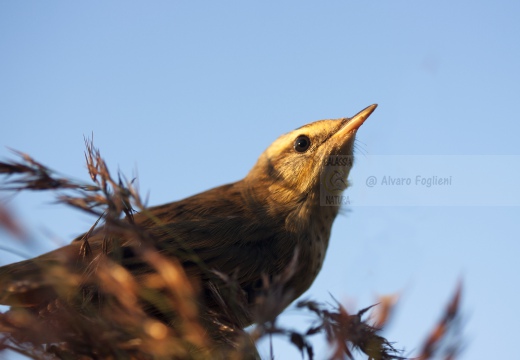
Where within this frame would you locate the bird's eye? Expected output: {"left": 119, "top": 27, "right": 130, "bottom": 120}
{"left": 294, "top": 135, "right": 311, "bottom": 152}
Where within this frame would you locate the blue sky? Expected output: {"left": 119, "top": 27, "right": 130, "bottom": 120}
{"left": 1, "top": 2, "right": 519, "bottom": 359}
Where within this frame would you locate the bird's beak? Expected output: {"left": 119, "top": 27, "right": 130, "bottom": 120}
{"left": 321, "top": 103, "right": 377, "bottom": 157}
{"left": 326, "top": 104, "right": 377, "bottom": 152}
{"left": 341, "top": 104, "right": 378, "bottom": 134}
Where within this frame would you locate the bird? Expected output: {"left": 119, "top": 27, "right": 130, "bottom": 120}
{"left": 0, "top": 104, "right": 377, "bottom": 353}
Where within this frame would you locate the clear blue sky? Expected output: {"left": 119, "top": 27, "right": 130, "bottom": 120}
{"left": 1, "top": 2, "right": 519, "bottom": 359}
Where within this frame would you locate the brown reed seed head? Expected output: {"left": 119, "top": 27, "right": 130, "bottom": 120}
{"left": 0, "top": 104, "right": 377, "bottom": 353}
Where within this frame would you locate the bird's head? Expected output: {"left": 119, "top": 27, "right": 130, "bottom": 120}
{"left": 245, "top": 104, "right": 377, "bottom": 211}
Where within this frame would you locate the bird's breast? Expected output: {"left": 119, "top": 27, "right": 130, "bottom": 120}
{"left": 285, "top": 206, "right": 336, "bottom": 299}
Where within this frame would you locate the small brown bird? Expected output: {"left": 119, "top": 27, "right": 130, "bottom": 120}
{"left": 0, "top": 104, "right": 377, "bottom": 348}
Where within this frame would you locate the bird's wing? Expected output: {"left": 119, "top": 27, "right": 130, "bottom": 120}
{"left": 0, "top": 242, "right": 85, "bottom": 307}
{"left": 0, "top": 182, "right": 290, "bottom": 308}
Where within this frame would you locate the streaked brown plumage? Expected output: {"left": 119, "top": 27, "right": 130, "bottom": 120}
{"left": 0, "top": 104, "right": 377, "bottom": 343}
